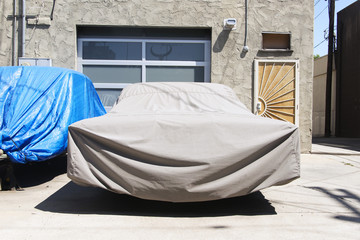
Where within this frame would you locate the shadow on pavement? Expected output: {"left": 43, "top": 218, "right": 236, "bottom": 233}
{"left": 312, "top": 137, "right": 360, "bottom": 153}
{"left": 305, "top": 186, "right": 360, "bottom": 224}
{"left": 14, "top": 155, "right": 67, "bottom": 188}
{"left": 35, "top": 182, "right": 276, "bottom": 217}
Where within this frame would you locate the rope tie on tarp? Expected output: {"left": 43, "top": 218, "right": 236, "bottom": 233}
{"left": 9, "top": 137, "right": 26, "bottom": 161}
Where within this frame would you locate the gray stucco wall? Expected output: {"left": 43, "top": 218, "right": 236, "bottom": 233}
{"left": 0, "top": 0, "right": 313, "bottom": 152}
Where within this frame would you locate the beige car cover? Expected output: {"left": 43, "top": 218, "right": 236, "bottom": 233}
{"left": 67, "top": 82, "right": 300, "bottom": 202}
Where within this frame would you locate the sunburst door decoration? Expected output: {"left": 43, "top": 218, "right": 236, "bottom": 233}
{"left": 254, "top": 60, "right": 299, "bottom": 125}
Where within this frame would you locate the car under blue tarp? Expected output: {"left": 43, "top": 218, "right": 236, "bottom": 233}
{"left": 0, "top": 66, "right": 106, "bottom": 164}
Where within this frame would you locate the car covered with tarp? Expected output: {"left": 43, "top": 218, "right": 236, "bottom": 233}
{"left": 67, "top": 82, "right": 300, "bottom": 202}
{"left": 0, "top": 66, "right": 106, "bottom": 164}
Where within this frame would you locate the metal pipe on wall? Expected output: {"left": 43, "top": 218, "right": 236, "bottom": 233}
{"left": 22, "top": 0, "right": 26, "bottom": 57}
{"left": 12, "top": 0, "right": 17, "bottom": 65}
{"left": 242, "top": 0, "right": 249, "bottom": 54}
{"left": 244, "top": 0, "right": 248, "bottom": 48}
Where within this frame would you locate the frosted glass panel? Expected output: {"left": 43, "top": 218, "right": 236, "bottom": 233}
{"left": 146, "top": 43, "right": 204, "bottom": 61}
{"left": 146, "top": 66, "right": 204, "bottom": 82}
{"left": 83, "top": 42, "right": 141, "bottom": 60}
{"left": 96, "top": 89, "right": 122, "bottom": 107}
{"left": 83, "top": 65, "right": 141, "bottom": 84}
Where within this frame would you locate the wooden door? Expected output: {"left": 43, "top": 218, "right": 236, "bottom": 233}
{"left": 254, "top": 60, "right": 299, "bottom": 125}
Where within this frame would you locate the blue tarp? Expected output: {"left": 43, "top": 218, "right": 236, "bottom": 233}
{"left": 0, "top": 66, "right": 106, "bottom": 164}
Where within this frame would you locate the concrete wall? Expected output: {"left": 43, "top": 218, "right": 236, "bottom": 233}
{"left": 313, "top": 55, "right": 336, "bottom": 137}
{"left": 0, "top": 0, "right": 314, "bottom": 152}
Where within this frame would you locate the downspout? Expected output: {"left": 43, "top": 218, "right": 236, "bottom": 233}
{"left": 21, "top": 0, "right": 26, "bottom": 57}
{"left": 242, "top": 0, "right": 249, "bottom": 53}
{"left": 12, "top": 0, "right": 17, "bottom": 65}
{"left": 50, "top": 0, "right": 56, "bottom": 20}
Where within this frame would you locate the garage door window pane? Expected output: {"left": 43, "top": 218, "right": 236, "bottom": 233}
{"left": 96, "top": 89, "right": 122, "bottom": 108}
{"left": 146, "top": 66, "right": 204, "bottom": 82}
{"left": 83, "top": 42, "right": 142, "bottom": 60}
{"left": 83, "top": 65, "right": 141, "bottom": 84}
{"left": 146, "top": 43, "right": 204, "bottom": 61}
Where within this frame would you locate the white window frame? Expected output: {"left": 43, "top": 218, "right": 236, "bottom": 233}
{"left": 77, "top": 38, "right": 211, "bottom": 91}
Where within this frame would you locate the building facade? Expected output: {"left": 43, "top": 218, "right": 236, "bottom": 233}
{"left": 0, "top": 0, "right": 314, "bottom": 152}
{"left": 313, "top": 55, "right": 336, "bottom": 137}
{"left": 335, "top": 1, "right": 360, "bottom": 137}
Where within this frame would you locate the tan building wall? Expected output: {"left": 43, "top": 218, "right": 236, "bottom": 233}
{"left": 313, "top": 55, "right": 336, "bottom": 137}
{"left": 0, "top": 0, "right": 314, "bottom": 152}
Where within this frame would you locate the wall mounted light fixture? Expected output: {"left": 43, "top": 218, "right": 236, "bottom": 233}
{"left": 223, "top": 18, "right": 237, "bottom": 30}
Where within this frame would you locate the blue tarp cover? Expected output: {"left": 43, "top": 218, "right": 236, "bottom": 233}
{"left": 0, "top": 66, "right": 106, "bottom": 163}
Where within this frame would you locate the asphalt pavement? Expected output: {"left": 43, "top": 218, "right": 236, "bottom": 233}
{"left": 0, "top": 138, "right": 359, "bottom": 240}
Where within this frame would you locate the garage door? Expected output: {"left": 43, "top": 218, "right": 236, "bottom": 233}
{"left": 254, "top": 60, "right": 299, "bottom": 125}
